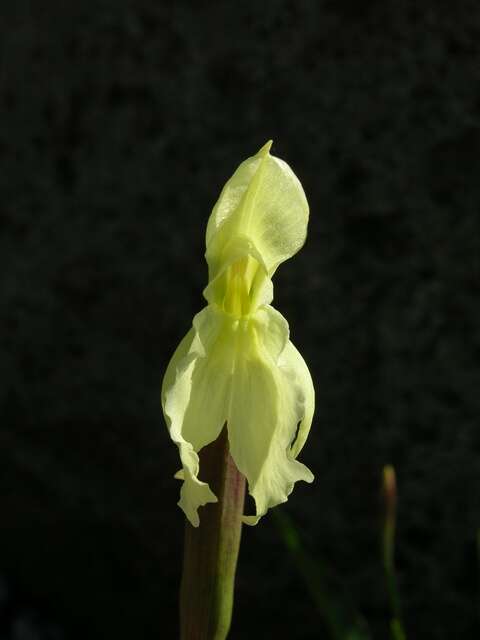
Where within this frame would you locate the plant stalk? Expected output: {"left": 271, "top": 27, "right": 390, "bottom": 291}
{"left": 180, "top": 428, "right": 246, "bottom": 640}
{"left": 382, "top": 465, "right": 406, "bottom": 640}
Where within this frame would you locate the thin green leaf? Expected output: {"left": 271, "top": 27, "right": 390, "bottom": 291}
{"left": 274, "top": 509, "right": 371, "bottom": 640}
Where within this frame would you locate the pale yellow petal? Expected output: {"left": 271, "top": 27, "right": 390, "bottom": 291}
{"left": 205, "top": 141, "right": 309, "bottom": 286}
{"left": 226, "top": 306, "right": 314, "bottom": 525}
{"left": 162, "top": 307, "right": 233, "bottom": 526}
{"left": 280, "top": 340, "right": 315, "bottom": 460}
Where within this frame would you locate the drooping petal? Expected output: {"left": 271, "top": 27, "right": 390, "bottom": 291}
{"left": 175, "top": 442, "right": 217, "bottom": 528}
{"left": 226, "top": 306, "right": 314, "bottom": 525}
{"left": 280, "top": 340, "right": 315, "bottom": 460}
{"left": 205, "top": 141, "right": 309, "bottom": 286}
{"left": 162, "top": 306, "right": 234, "bottom": 526}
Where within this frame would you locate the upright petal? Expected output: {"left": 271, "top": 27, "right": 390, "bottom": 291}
{"left": 162, "top": 306, "right": 234, "bottom": 526}
{"left": 226, "top": 306, "right": 314, "bottom": 525}
{"left": 205, "top": 142, "right": 309, "bottom": 283}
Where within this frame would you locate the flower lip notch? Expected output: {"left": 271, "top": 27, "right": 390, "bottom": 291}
{"left": 162, "top": 141, "right": 314, "bottom": 527}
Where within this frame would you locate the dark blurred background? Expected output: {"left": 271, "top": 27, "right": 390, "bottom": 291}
{"left": 1, "top": 1, "right": 479, "bottom": 638}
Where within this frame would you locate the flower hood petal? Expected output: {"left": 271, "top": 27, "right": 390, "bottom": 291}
{"left": 205, "top": 141, "right": 309, "bottom": 282}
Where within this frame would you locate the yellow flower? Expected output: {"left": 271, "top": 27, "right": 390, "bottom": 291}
{"left": 162, "top": 142, "right": 314, "bottom": 527}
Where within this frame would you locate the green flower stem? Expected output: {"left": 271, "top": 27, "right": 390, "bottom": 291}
{"left": 382, "top": 466, "right": 406, "bottom": 640}
{"left": 180, "top": 428, "right": 246, "bottom": 640}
